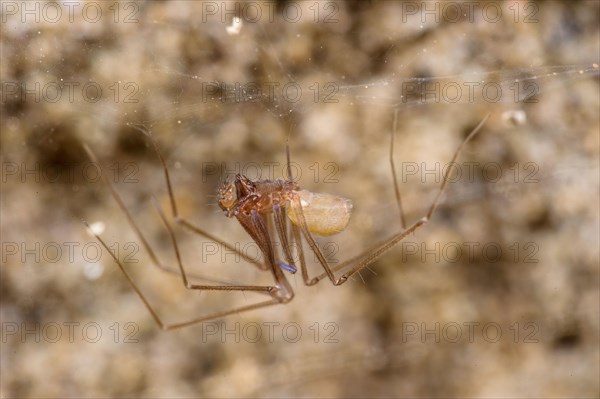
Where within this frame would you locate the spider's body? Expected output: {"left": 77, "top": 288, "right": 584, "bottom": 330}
{"left": 218, "top": 174, "right": 353, "bottom": 237}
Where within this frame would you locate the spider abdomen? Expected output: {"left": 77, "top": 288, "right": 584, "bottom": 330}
{"left": 287, "top": 189, "right": 353, "bottom": 236}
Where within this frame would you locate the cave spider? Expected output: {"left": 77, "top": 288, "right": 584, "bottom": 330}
{"left": 83, "top": 113, "right": 490, "bottom": 330}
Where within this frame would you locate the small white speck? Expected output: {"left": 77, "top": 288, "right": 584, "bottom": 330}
{"left": 501, "top": 110, "right": 527, "bottom": 127}
{"left": 87, "top": 221, "right": 105, "bottom": 236}
{"left": 226, "top": 16, "right": 243, "bottom": 35}
{"left": 83, "top": 262, "right": 104, "bottom": 280}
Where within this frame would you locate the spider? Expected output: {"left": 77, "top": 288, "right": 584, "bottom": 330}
{"left": 83, "top": 113, "right": 490, "bottom": 330}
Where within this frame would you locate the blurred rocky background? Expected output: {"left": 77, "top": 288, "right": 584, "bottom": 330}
{"left": 1, "top": 1, "right": 599, "bottom": 397}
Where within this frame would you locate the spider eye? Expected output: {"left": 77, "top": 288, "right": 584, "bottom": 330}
{"left": 217, "top": 182, "right": 236, "bottom": 210}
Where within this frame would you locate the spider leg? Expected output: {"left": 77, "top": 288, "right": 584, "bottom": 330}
{"left": 288, "top": 195, "right": 338, "bottom": 285}
{"left": 273, "top": 203, "right": 297, "bottom": 273}
{"left": 308, "top": 114, "right": 491, "bottom": 285}
{"left": 82, "top": 139, "right": 289, "bottom": 329}
{"left": 82, "top": 144, "right": 236, "bottom": 285}
{"left": 130, "top": 124, "right": 269, "bottom": 271}
{"left": 84, "top": 219, "right": 283, "bottom": 330}
{"left": 390, "top": 108, "right": 407, "bottom": 229}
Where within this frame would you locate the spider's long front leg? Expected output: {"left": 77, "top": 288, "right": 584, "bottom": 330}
{"left": 82, "top": 144, "right": 232, "bottom": 285}
{"left": 131, "top": 125, "right": 269, "bottom": 271}
{"left": 82, "top": 139, "right": 288, "bottom": 329}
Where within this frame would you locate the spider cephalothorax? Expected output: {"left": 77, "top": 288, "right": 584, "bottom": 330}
{"left": 217, "top": 174, "right": 300, "bottom": 217}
